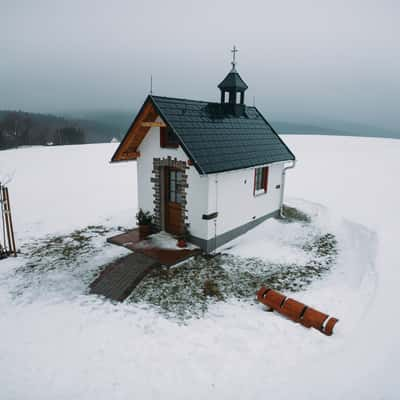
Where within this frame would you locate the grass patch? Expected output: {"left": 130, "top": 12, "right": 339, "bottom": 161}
{"left": 128, "top": 232, "right": 338, "bottom": 320}
{"left": 10, "top": 217, "right": 338, "bottom": 322}
{"left": 21, "top": 225, "right": 113, "bottom": 269}
{"left": 6, "top": 225, "right": 131, "bottom": 300}
{"left": 14, "top": 225, "right": 127, "bottom": 283}
{"left": 280, "top": 205, "right": 311, "bottom": 223}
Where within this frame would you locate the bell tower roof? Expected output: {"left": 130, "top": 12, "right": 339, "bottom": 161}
{"left": 218, "top": 46, "right": 248, "bottom": 110}
{"left": 218, "top": 69, "right": 248, "bottom": 91}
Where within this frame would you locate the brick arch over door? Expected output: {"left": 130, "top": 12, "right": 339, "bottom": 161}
{"left": 151, "top": 157, "right": 189, "bottom": 233}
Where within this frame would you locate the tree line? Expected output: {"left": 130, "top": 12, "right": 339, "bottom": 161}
{"left": 0, "top": 111, "right": 86, "bottom": 149}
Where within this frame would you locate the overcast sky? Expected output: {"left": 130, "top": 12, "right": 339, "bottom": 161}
{"left": 1, "top": 0, "right": 399, "bottom": 131}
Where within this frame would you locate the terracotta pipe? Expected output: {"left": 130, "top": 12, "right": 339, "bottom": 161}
{"left": 257, "top": 286, "right": 339, "bottom": 336}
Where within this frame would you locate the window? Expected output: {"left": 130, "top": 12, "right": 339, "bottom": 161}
{"left": 160, "top": 126, "right": 179, "bottom": 148}
{"left": 236, "top": 92, "right": 241, "bottom": 103}
{"left": 254, "top": 166, "right": 269, "bottom": 195}
{"left": 168, "top": 170, "right": 183, "bottom": 204}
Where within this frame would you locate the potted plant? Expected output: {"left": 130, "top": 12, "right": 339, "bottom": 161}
{"left": 136, "top": 209, "right": 153, "bottom": 236}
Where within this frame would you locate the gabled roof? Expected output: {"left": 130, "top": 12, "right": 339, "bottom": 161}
{"left": 111, "top": 95, "right": 295, "bottom": 175}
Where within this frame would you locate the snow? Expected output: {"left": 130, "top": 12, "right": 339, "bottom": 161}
{"left": 0, "top": 136, "right": 399, "bottom": 399}
{"left": 0, "top": 144, "right": 137, "bottom": 238}
{"left": 135, "top": 231, "right": 198, "bottom": 250}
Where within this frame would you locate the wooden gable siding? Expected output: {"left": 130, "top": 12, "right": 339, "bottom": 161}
{"left": 112, "top": 99, "right": 163, "bottom": 162}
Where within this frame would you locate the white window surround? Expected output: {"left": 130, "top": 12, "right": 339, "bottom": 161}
{"left": 254, "top": 166, "right": 269, "bottom": 196}
{"left": 254, "top": 188, "right": 267, "bottom": 196}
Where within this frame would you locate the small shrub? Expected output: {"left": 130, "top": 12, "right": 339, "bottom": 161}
{"left": 136, "top": 209, "right": 152, "bottom": 225}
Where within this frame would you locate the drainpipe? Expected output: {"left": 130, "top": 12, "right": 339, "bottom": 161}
{"left": 213, "top": 173, "right": 218, "bottom": 254}
{"left": 279, "top": 160, "right": 296, "bottom": 218}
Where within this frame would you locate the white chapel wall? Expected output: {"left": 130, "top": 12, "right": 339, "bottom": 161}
{"left": 206, "top": 162, "right": 285, "bottom": 239}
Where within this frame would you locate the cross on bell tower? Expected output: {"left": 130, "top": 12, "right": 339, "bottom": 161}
{"left": 218, "top": 46, "right": 248, "bottom": 109}
{"left": 231, "top": 45, "right": 238, "bottom": 70}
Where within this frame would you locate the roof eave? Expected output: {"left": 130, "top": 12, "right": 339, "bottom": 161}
{"left": 110, "top": 95, "right": 152, "bottom": 163}
{"left": 203, "top": 158, "right": 295, "bottom": 175}
{"left": 253, "top": 107, "right": 296, "bottom": 162}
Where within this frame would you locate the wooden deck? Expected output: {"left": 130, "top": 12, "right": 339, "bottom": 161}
{"left": 107, "top": 229, "right": 201, "bottom": 266}
{"left": 89, "top": 229, "right": 200, "bottom": 301}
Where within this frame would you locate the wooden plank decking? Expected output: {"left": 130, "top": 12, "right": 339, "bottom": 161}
{"left": 90, "top": 252, "right": 159, "bottom": 301}
{"left": 107, "top": 229, "right": 201, "bottom": 266}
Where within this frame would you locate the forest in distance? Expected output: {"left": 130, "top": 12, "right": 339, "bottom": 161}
{"left": 0, "top": 110, "right": 115, "bottom": 149}
{"left": 0, "top": 109, "right": 398, "bottom": 150}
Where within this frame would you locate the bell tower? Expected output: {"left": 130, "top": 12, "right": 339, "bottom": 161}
{"left": 218, "top": 46, "right": 248, "bottom": 108}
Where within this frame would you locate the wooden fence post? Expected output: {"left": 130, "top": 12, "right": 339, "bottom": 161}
{"left": 4, "top": 187, "right": 16, "bottom": 256}
{"left": 0, "top": 184, "right": 6, "bottom": 256}
{"left": 0, "top": 185, "right": 17, "bottom": 257}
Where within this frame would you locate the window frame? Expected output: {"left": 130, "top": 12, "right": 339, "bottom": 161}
{"left": 253, "top": 166, "right": 269, "bottom": 196}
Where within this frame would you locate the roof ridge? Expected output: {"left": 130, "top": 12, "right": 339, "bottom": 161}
{"left": 150, "top": 94, "right": 210, "bottom": 104}
{"left": 150, "top": 94, "right": 257, "bottom": 111}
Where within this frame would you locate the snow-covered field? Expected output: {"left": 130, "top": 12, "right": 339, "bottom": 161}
{"left": 0, "top": 136, "right": 399, "bottom": 399}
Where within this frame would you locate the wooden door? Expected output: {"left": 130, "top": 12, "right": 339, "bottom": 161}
{"left": 165, "top": 168, "right": 183, "bottom": 235}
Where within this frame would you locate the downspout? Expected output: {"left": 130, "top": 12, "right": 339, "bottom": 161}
{"left": 213, "top": 173, "right": 218, "bottom": 253}
{"left": 279, "top": 160, "right": 296, "bottom": 218}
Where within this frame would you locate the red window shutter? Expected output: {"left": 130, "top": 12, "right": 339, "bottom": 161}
{"left": 263, "top": 167, "right": 269, "bottom": 192}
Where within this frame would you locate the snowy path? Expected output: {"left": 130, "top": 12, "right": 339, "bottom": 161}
{"left": 0, "top": 137, "right": 399, "bottom": 399}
